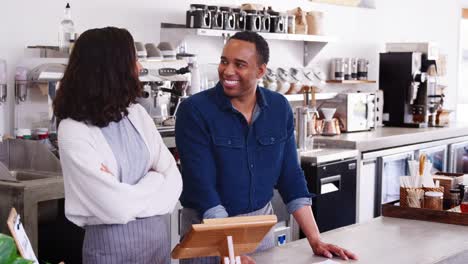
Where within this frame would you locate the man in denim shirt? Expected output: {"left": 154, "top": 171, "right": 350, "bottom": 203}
{"left": 175, "top": 31, "right": 357, "bottom": 263}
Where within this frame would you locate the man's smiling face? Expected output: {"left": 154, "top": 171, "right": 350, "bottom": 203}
{"left": 218, "top": 39, "right": 265, "bottom": 98}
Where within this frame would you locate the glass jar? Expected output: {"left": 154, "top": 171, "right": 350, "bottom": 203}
{"left": 459, "top": 183, "right": 466, "bottom": 201}
{"left": 449, "top": 189, "right": 461, "bottom": 209}
{"left": 423, "top": 191, "right": 443, "bottom": 211}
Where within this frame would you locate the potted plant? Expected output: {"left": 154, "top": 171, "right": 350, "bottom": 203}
{"left": 0, "top": 233, "right": 33, "bottom": 264}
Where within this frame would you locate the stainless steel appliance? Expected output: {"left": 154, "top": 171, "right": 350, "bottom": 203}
{"left": 319, "top": 93, "right": 376, "bottom": 132}
{"left": 301, "top": 157, "right": 357, "bottom": 232}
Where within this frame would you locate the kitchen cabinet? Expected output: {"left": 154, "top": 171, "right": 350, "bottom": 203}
{"left": 160, "top": 23, "right": 337, "bottom": 67}
{"left": 448, "top": 141, "right": 468, "bottom": 173}
{"left": 361, "top": 139, "right": 457, "bottom": 218}
{"left": 358, "top": 158, "right": 377, "bottom": 222}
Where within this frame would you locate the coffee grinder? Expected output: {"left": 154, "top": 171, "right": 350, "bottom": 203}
{"left": 379, "top": 43, "right": 440, "bottom": 127}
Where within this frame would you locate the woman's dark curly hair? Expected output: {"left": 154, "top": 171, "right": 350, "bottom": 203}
{"left": 53, "top": 27, "right": 142, "bottom": 127}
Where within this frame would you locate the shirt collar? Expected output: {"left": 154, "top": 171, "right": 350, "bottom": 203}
{"left": 214, "top": 82, "right": 269, "bottom": 112}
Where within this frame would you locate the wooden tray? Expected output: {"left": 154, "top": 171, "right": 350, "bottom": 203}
{"left": 382, "top": 201, "right": 468, "bottom": 226}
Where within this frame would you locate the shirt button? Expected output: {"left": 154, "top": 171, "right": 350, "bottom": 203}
{"left": 227, "top": 140, "right": 231, "bottom": 145}
{"left": 271, "top": 137, "right": 275, "bottom": 142}
{"left": 250, "top": 164, "right": 254, "bottom": 168}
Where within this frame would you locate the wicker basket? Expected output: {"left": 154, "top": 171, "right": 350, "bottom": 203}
{"left": 400, "top": 187, "right": 445, "bottom": 207}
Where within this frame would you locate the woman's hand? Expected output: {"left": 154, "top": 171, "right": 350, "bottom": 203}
{"left": 310, "top": 239, "right": 358, "bottom": 261}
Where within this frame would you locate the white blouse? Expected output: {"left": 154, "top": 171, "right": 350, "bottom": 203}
{"left": 58, "top": 103, "right": 182, "bottom": 227}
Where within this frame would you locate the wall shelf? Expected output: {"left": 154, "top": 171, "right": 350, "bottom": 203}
{"left": 160, "top": 23, "right": 338, "bottom": 66}
{"left": 326, "top": 80, "right": 376, "bottom": 84}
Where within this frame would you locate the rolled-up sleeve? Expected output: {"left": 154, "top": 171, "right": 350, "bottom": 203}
{"left": 175, "top": 100, "right": 222, "bottom": 217}
{"left": 276, "top": 104, "right": 312, "bottom": 209}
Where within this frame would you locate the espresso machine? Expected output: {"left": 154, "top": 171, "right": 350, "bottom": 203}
{"left": 379, "top": 43, "right": 440, "bottom": 127}
{"left": 137, "top": 60, "right": 191, "bottom": 132}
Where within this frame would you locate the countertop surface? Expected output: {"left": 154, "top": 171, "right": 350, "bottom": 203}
{"left": 251, "top": 217, "right": 468, "bottom": 264}
{"left": 314, "top": 123, "right": 468, "bottom": 152}
{"left": 300, "top": 148, "right": 358, "bottom": 164}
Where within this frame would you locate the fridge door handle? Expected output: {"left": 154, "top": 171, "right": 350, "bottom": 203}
{"left": 320, "top": 175, "right": 341, "bottom": 194}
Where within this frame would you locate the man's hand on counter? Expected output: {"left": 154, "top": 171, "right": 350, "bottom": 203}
{"left": 293, "top": 206, "right": 358, "bottom": 261}
{"left": 310, "top": 239, "right": 358, "bottom": 261}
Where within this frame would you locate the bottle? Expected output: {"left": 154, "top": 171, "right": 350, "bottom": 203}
{"left": 69, "top": 34, "right": 76, "bottom": 55}
{"left": 461, "top": 187, "right": 468, "bottom": 213}
{"left": 58, "top": 3, "right": 75, "bottom": 54}
{"left": 187, "top": 57, "right": 200, "bottom": 95}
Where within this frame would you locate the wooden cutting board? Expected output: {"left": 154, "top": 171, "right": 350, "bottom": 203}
{"left": 172, "top": 215, "right": 277, "bottom": 259}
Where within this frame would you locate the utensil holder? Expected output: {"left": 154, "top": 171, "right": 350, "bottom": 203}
{"left": 400, "top": 187, "right": 445, "bottom": 207}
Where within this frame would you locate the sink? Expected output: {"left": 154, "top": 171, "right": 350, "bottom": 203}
{"left": 9, "top": 170, "right": 61, "bottom": 181}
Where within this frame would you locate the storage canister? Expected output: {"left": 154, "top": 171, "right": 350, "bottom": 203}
{"left": 424, "top": 191, "right": 443, "bottom": 211}
{"left": 186, "top": 4, "right": 211, "bottom": 29}
{"left": 245, "top": 10, "right": 261, "bottom": 32}
{"left": 233, "top": 8, "right": 247, "bottom": 31}
{"left": 306, "top": 11, "right": 324, "bottom": 35}
{"left": 208, "top": 6, "right": 224, "bottom": 29}
{"left": 220, "top": 7, "right": 236, "bottom": 30}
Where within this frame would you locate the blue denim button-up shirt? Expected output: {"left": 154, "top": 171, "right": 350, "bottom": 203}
{"left": 175, "top": 83, "right": 312, "bottom": 217}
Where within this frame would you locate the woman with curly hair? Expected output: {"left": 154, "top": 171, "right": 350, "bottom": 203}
{"left": 54, "top": 27, "right": 182, "bottom": 264}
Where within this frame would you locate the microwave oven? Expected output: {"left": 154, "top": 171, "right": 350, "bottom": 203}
{"left": 320, "top": 93, "right": 376, "bottom": 132}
